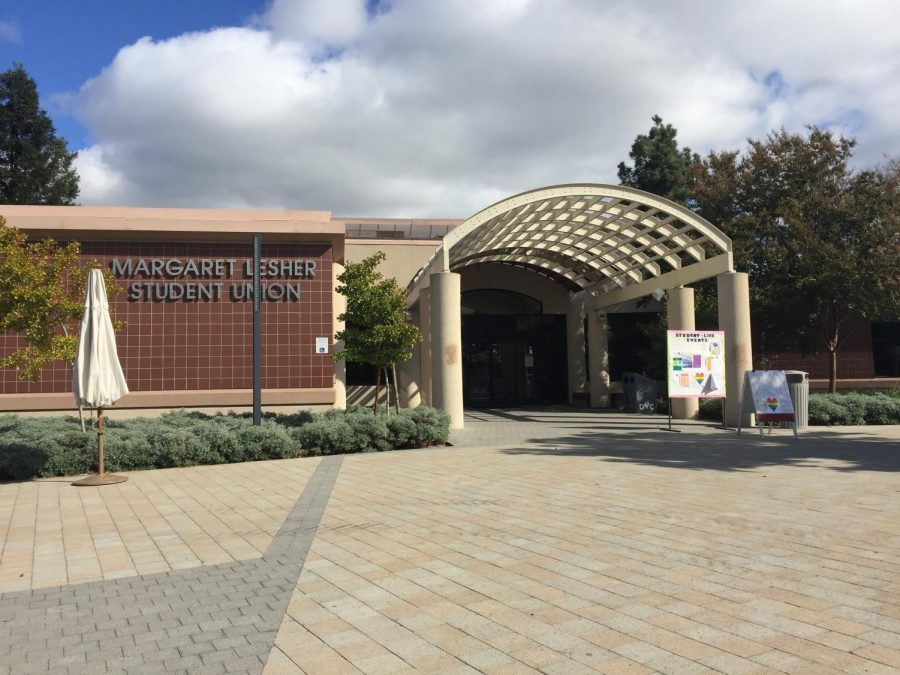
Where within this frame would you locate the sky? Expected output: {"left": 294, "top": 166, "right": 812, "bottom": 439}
{"left": 1, "top": 0, "right": 899, "bottom": 218}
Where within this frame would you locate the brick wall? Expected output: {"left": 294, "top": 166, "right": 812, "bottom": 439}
{"left": 0, "top": 241, "right": 333, "bottom": 395}
{"left": 764, "top": 318, "right": 875, "bottom": 379}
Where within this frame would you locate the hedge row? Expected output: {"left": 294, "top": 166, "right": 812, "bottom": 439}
{"left": 697, "top": 391, "right": 900, "bottom": 425}
{"left": 0, "top": 406, "right": 450, "bottom": 481}
{"left": 808, "top": 392, "right": 900, "bottom": 425}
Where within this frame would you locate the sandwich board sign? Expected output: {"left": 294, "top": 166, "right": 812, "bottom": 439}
{"left": 737, "top": 370, "right": 798, "bottom": 438}
{"left": 666, "top": 331, "right": 726, "bottom": 398}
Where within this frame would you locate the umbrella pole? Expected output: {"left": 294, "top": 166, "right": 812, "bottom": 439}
{"left": 72, "top": 405, "right": 127, "bottom": 486}
{"left": 97, "top": 406, "right": 105, "bottom": 476}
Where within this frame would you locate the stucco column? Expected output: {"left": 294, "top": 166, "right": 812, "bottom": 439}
{"left": 718, "top": 272, "right": 753, "bottom": 427}
{"left": 587, "top": 310, "right": 610, "bottom": 407}
{"left": 566, "top": 301, "right": 588, "bottom": 404}
{"left": 430, "top": 272, "right": 464, "bottom": 429}
{"left": 419, "top": 287, "right": 432, "bottom": 406}
{"left": 668, "top": 286, "right": 699, "bottom": 419}
{"left": 399, "top": 313, "right": 422, "bottom": 409}
{"left": 332, "top": 261, "right": 346, "bottom": 410}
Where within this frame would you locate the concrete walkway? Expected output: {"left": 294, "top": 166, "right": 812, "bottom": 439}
{"left": 2, "top": 410, "right": 900, "bottom": 674}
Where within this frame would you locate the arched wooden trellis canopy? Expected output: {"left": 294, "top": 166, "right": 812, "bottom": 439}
{"left": 408, "top": 184, "right": 733, "bottom": 307}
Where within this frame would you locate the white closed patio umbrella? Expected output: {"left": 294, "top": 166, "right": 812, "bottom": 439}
{"left": 71, "top": 269, "right": 129, "bottom": 486}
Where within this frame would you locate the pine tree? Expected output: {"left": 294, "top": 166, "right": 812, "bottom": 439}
{"left": 617, "top": 114, "right": 700, "bottom": 203}
{"left": 0, "top": 63, "right": 79, "bottom": 205}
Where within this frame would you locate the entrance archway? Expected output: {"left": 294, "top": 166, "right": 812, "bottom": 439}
{"left": 407, "top": 184, "right": 751, "bottom": 429}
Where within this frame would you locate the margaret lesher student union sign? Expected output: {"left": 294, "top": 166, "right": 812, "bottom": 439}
{"left": 110, "top": 257, "right": 317, "bottom": 302}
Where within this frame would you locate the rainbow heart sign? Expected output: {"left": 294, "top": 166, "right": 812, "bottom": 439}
{"left": 694, "top": 372, "right": 705, "bottom": 385}
{"left": 766, "top": 397, "right": 779, "bottom": 411}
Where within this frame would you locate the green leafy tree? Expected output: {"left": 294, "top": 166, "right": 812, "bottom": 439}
{"left": 618, "top": 116, "right": 710, "bottom": 373}
{"left": 0, "top": 216, "right": 120, "bottom": 381}
{"left": 617, "top": 114, "right": 701, "bottom": 203}
{"left": 0, "top": 63, "right": 79, "bottom": 205}
{"left": 691, "top": 128, "right": 900, "bottom": 391}
{"left": 334, "top": 252, "right": 421, "bottom": 414}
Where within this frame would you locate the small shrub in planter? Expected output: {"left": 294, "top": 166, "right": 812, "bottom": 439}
{"left": 42, "top": 430, "right": 98, "bottom": 476}
{"left": 0, "top": 442, "right": 50, "bottom": 480}
{"left": 810, "top": 393, "right": 866, "bottom": 425}
{"left": 271, "top": 410, "right": 316, "bottom": 428}
{"left": 104, "top": 426, "right": 158, "bottom": 472}
{"left": 151, "top": 427, "right": 220, "bottom": 468}
{"left": 236, "top": 422, "right": 298, "bottom": 461}
{"left": 862, "top": 393, "right": 900, "bottom": 425}
{"left": 295, "top": 408, "right": 391, "bottom": 453}
{"left": 0, "top": 415, "right": 91, "bottom": 479}
{"left": 697, "top": 398, "right": 723, "bottom": 421}
{"left": 386, "top": 413, "right": 418, "bottom": 449}
{"left": 344, "top": 409, "right": 392, "bottom": 452}
{"left": 294, "top": 405, "right": 449, "bottom": 454}
{"left": 807, "top": 392, "right": 900, "bottom": 425}
{"left": 294, "top": 417, "right": 356, "bottom": 455}
{"left": 193, "top": 425, "right": 244, "bottom": 464}
{"left": 837, "top": 393, "right": 869, "bottom": 425}
{"left": 808, "top": 395, "right": 842, "bottom": 425}
{"left": 0, "top": 402, "right": 451, "bottom": 480}
{"left": 403, "top": 406, "right": 451, "bottom": 446}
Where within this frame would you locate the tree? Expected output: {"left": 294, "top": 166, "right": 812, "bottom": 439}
{"left": 617, "top": 114, "right": 700, "bottom": 203}
{"left": 617, "top": 116, "right": 712, "bottom": 370}
{"left": 0, "top": 217, "right": 120, "bottom": 381}
{"left": 0, "top": 63, "right": 79, "bottom": 205}
{"left": 334, "top": 252, "right": 421, "bottom": 413}
{"left": 691, "top": 128, "right": 900, "bottom": 391}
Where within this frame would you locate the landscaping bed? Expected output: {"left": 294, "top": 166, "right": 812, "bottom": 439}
{"left": 0, "top": 405, "right": 450, "bottom": 481}
{"left": 698, "top": 391, "right": 900, "bottom": 425}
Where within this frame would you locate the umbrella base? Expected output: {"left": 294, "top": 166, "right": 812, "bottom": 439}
{"left": 72, "top": 473, "right": 128, "bottom": 486}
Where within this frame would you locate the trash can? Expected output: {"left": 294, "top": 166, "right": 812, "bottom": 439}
{"left": 784, "top": 370, "right": 809, "bottom": 428}
{"left": 623, "top": 372, "right": 657, "bottom": 414}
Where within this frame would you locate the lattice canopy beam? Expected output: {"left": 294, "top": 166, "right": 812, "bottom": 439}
{"left": 408, "top": 184, "right": 733, "bottom": 306}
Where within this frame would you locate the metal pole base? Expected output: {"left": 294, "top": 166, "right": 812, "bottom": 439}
{"left": 659, "top": 397, "right": 682, "bottom": 432}
{"left": 72, "top": 473, "right": 128, "bottom": 486}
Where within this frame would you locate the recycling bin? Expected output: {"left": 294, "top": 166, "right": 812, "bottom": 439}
{"left": 623, "top": 372, "right": 657, "bottom": 414}
{"left": 784, "top": 370, "right": 809, "bottom": 428}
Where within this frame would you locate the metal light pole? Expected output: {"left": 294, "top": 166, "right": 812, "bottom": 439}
{"left": 252, "top": 234, "right": 262, "bottom": 426}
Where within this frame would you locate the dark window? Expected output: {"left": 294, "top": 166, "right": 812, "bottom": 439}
{"left": 872, "top": 322, "right": 900, "bottom": 377}
{"left": 346, "top": 362, "right": 376, "bottom": 386}
{"left": 346, "top": 362, "right": 396, "bottom": 387}
{"left": 607, "top": 312, "right": 665, "bottom": 381}
{"left": 583, "top": 315, "right": 590, "bottom": 382}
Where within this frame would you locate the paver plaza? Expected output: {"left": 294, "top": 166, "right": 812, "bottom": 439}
{"left": 2, "top": 410, "right": 899, "bottom": 674}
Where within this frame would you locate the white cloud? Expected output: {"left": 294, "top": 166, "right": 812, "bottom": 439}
{"left": 260, "top": 0, "right": 367, "bottom": 48}
{"left": 73, "top": 0, "right": 900, "bottom": 216}
{"left": 0, "top": 20, "right": 21, "bottom": 43}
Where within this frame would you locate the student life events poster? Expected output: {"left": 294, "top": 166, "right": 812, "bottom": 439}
{"left": 666, "top": 330, "right": 726, "bottom": 398}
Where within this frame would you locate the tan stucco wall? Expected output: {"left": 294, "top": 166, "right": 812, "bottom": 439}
{"left": 458, "top": 264, "right": 571, "bottom": 312}
{"left": 0, "top": 205, "right": 343, "bottom": 249}
{"left": 346, "top": 240, "right": 439, "bottom": 288}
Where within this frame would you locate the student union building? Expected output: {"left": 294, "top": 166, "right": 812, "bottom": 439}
{"left": 1, "top": 185, "right": 895, "bottom": 429}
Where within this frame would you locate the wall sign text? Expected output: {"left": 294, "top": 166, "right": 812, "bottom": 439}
{"left": 110, "top": 257, "right": 317, "bottom": 303}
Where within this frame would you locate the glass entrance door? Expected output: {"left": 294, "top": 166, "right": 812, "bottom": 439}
{"left": 462, "top": 315, "right": 567, "bottom": 406}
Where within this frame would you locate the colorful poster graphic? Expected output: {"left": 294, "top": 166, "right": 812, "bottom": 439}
{"left": 666, "top": 330, "right": 726, "bottom": 398}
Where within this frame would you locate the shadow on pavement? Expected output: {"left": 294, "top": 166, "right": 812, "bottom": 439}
{"left": 502, "top": 428, "right": 900, "bottom": 472}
